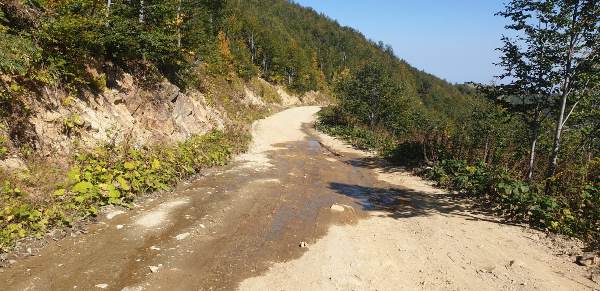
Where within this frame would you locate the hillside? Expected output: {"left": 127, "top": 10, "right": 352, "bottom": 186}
{"left": 0, "top": 0, "right": 472, "bottom": 129}
{"left": 228, "top": 0, "right": 472, "bottom": 116}
{"left": 0, "top": 0, "right": 472, "bottom": 252}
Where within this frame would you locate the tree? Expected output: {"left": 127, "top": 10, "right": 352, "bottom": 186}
{"left": 496, "top": 0, "right": 600, "bottom": 181}
{"left": 495, "top": 0, "right": 557, "bottom": 180}
{"left": 310, "top": 50, "right": 327, "bottom": 91}
{"left": 217, "top": 30, "right": 235, "bottom": 80}
{"left": 544, "top": 0, "right": 600, "bottom": 180}
{"left": 491, "top": 36, "right": 552, "bottom": 180}
{"left": 337, "top": 62, "right": 404, "bottom": 130}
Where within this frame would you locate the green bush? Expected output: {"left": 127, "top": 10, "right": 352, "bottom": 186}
{"left": 316, "top": 106, "right": 396, "bottom": 153}
{"left": 423, "top": 159, "right": 600, "bottom": 239}
{"left": 0, "top": 32, "right": 40, "bottom": 77}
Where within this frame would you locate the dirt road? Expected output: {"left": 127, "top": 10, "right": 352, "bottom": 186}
{"left": 1, "top": 106, "right": 597, "bottom": 290}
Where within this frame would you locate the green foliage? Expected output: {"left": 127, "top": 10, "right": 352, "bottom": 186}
{"left": 336, "top": 62, "right": 407, "bottom": 130}
{"left": 0, "top": 130, "right": 244, "bottom": 252}
{"left": 0, "top": 0, "right": 476, "bottom": 100}
{"left": 424, "top": 160, "right": 585, "bottom": 235}
{"left": 400, "top": 151, "right": 587, "bottom": 240}
{"left": 0, "top": 32, "right": 40, "bottom": 76}
{"left": 316, "top": 107, "right": 395, "bottom": 153}
{"left": 0, "top": 133, "right": 8, "bottom": 159}
{"left": 0, "top": 180, "right": 68, "bottom": 251}
{"left": 248, "top": 78, "right": 281, "bottom": 104}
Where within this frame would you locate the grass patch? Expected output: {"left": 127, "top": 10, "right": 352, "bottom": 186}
{"left": 248, "top": 78, "right": 282, "bottom": 104}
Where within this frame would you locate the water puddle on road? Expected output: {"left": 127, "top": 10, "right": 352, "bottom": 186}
{"left": 306, "top": 139, "right": 322, "bottom": 154}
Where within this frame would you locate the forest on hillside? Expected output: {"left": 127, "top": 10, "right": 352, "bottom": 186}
{"left": 1, "top": 0, "right": 469, "bottom": 117}
{"left": 318, "top": 0, "right": 600, "bottom": 246}
{"left": 0, "top": 0, "right": 473, "bottom": 158}
{"left": 0, "top": 0, "right": 473, "bottom": 251}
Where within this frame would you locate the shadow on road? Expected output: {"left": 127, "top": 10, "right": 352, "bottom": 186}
{"left": 328, "top": 182, "right": 464, "bottom": 219}
{"left": 329, "top": 156, "right": 528, "bottom": 229}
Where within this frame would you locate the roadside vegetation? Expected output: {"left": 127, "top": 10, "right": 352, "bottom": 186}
{"left": 318, "top": 0, "right": 600, "bottom": 245}
{"left": 0, "top": 130, "right": 247, "bottom": 252}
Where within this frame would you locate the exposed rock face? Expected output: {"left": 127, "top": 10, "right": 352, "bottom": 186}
{"left": 0, "top": 157, "right": 27, "bottom": 172}
{"left": 28, "top": 74, "right": 232, "bottom": 155}
{"left": 277, "top": 87, "right": 301, "bottom": 107}
{"left": 5, "top": 72, "right": 321, "bottom": 159}
{"left": 243, "top": 86, "right": 266, "bottom": 107}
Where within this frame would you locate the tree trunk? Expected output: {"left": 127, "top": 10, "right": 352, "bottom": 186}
{"left": 249, "top": 32, "right": 255, "bottom": 63}
{"left": 547, "top": 2, "right": 579, "bottom": 181}
{"left": 483, "top": 136, "right": 490, "bottom": 164}
{"left": 527, "top": 129, "right": 539, "bottom": 181}
{"left": 107, "top": 0, "right": 112, "bottom": 15}
{"left": 548, "top": 91, "right": 568, "bottom": 179}
{"left": 262, "top": 56, "right": 268, "bottom": 75}
{"left": 423, "top": 138, "right": 429, "bottom": 163}
{"left": 369, "top": 112, "right": 376, "bottom": 130}
{"left": 139, "top": 0, "right": 145, "bottom": 23}
{"left": 586, "top": 150, "right": 592, "bottom": 182}
{"left": 176, "top": 0, "right": 182, "bottom": 48}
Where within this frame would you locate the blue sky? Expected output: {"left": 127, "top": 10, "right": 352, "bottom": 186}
{"left": 294, "top": 0, "right": 509, "bottom": 84}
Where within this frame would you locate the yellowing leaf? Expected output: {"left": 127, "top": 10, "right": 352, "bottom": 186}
{"left": 71, "top": 181, "right": 93, "bottom": 193}
{"left": 67, "top": 167, "right": 81, "bottom": 184}
{"left": 123, "top": 161, "right": 136, "bottom": 170}
{"left": 151, "top": 159, "right": 161, "bottom": 170}
{"left": 117, "top": 176, "right": 131, "bottom": 191}
{"left": 53, "top": 189, "right": 66, "bottom": 196}
{"left": 74, "top": 195, "right": 86, "bottom": 203}
{"left": 107, "top": 187, "right": 120, "bottom": 199}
